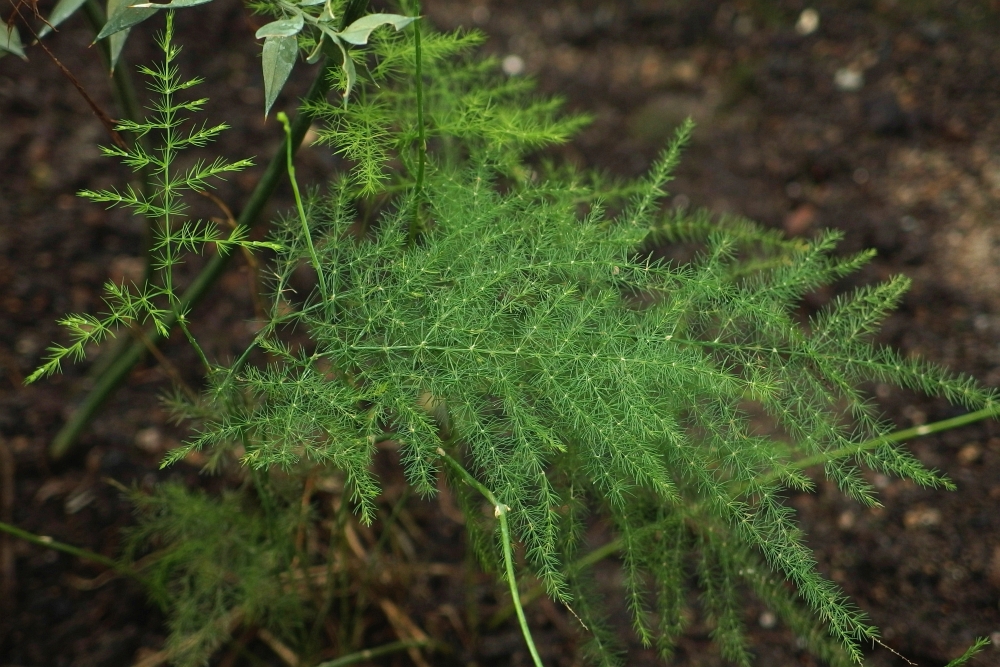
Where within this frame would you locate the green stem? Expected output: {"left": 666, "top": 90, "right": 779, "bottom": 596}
{"left": 488, "top": 537, "right": 623, "bottom": 628}
{"left": 436, "top": 448, "right": 544, "bottom": 667}
{"left": 177, "top": 315, "right": 213, "bottom": 375}
{"left": 278, "top": 111, "right": 328, "bottom": 301}
{"left": 313, "top": 640, "right": 431, "bottom": 667}
{"left": 0, "top": 519, "right": 142, "bottom": 582}
{"left": 50, "top": 58, "right": 337, "bottom": 460}
{"left": 755, "top": 403, "right": 1000, "bottom": 490}
{"left": 407, "top": 16, "right": 427, "bottom": 245}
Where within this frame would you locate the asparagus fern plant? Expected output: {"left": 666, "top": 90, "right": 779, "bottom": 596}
{"left": 18, "top": 2, "right": 996, "bottom": 666}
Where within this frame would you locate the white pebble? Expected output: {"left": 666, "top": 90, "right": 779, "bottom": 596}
{"left": 796, "top": 9, "right": 820, "bottom": 36}
{"left": 502, "top": 54, "right": 525, "bottom": 76}
{"left": 834, "top": 67, "right": 864, "bottom": 92}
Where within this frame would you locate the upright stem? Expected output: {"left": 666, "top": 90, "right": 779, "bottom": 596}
{"left": 436, "top": 448, "right": 544, "bottom": 667}
{"left": 408, "top": 17, "right": 427, "bottom": 245}
{"left": 278, "top": 111, "right": 329, "bottom": 301}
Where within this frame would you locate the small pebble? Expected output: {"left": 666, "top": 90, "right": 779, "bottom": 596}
{"left": 903, "top": 506, "right": 942, "bottom": 529}
{"left": 957, "top": 443, "right": 982, "bottom": 465}
{"left": 758, "top": 611, "right": 777, "bottom": 629}
{"left": 502, "top": 55, "right": 525, "bottom": 76}
{"left": 834, "top": 67, "right": 864, "bottom": 92}
{"left": 135, "top": 427, "right": 163, "bottom": 454}
{"left": 795, "top": 9, "right": 820, "bottom": 36}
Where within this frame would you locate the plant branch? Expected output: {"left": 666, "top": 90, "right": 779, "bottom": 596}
{"left": 0, "top": 519, "right": 142, "bottom": 582}
{"left": 49, "top": 57, "right": 337, "bottom": 459}
{"left": 278, "top": 110, "right": 328, "bottom": 301}
{"left": 407, "top": 15, "right": 427, "bottom": 245}
{"left": 489, "top": 537, "right": 623, "bottom": 628}
{"left": 436, "top": 448, "right": 545, "bottom": 667}
{"left": 753, "top": 403, "right": 1000, "bottom": 490}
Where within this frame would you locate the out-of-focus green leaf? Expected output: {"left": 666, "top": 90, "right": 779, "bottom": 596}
{"left": 39, "top": 0, "right": 89, "bottom": 38}
{"left": 261, "top": 34, "right": 298, "bottom": 117}
{"left": 255, "top": 15, "right": 304, "bottom": 39}
{"left": 337, "top": 12, "right": 414, "bottom": 45}
{"left": 0, "top": 24, "right": 26, "bottom": 60}
{"left": 96, "top": 0, "right": 158, "bottom": 41}
{"left": 298, "top": 0, "right": 324, "bottom": 6}
{"left": 130, "top": 0, "right": 214, "bottom": 8}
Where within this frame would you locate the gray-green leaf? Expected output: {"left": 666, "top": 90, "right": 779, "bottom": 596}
{"left": 0, "top": 24, "right": 26, "bottom": 60}
{"left": 261, "top": 34, "right": 298, "bottom": 117}
{"left": 39, "top": 0, "right": 89, "bottom": 38}
{"left": 255, "top": 15, "right": 304, "bottom": 39}
{"left": 297, "top": 0, "right": 325, "bottom": 5}
{"left": 336, "top": 13, "right": 415, "bottom": 46}
{"left": 97, "top": 0, "right": 158, "bottom": 41}
{"left": 339, "top": 42, "right": 357, "bottom": 101}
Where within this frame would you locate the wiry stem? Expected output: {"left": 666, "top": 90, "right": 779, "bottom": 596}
{"left": 0, "top": 519, "right": 143, "bottom": 583}
{"left": 278, "top": 111, "right": 328, "bottom": 301}
{"left": 750, "top": 402, "right": 1000, "bottom": 492}
{"left": 407, "top": 15, "right": 427, "bottom": 245}
{"left": 437, "top": 448, "right": 545, "bottom": 667}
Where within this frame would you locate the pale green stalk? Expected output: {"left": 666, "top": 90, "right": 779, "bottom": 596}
{"left": 278, "top": 111, "right": 328, "bottom": 301}
{"left": 437, "top": 448, "right": 544, "bottom": 667}
{"left": 408, "top": 15, "right": 427, "bottom": 245}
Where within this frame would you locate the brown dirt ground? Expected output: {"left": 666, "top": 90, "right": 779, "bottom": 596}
{"left": 2, "top": 1, "right": 1000, "bottom": 666}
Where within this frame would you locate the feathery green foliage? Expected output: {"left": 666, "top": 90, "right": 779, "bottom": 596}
{"left": 29, "top": 5, "right": 996, "bottom": 667}
{"left": 125, "top": 483, "right": 305, "bottom": 665}
{"left": 25, "top": 13, "right": 273, "bottom": 384}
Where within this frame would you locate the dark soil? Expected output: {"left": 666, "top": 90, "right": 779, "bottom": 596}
{"left": 3, "top": 1, "right": 1000, "bottom": 666}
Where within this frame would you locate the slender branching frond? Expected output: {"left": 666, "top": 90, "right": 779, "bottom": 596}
{"left": 25, "top": 11, "right": 264, "bottom": 384}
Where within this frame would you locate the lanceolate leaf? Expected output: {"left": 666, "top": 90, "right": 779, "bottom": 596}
{"left": 0, "top": 24, "right": 26, "bottom": 60}
{"left": 96, "top": 0, "right": 158, "bottom": 41}
{"left": 336, "top": 13, "right": 415, "bottom": 46}
{"left": 261, "top": 34, "right": 298, "bottom": 117}
{"left": 38, "top": 0, "right": 89, "bottom": 38}
{"left": 337, "top": 40, "right": 356, "bottom": 101}
{"left": 255, "top": 15, "right": 304, "bottom": 39}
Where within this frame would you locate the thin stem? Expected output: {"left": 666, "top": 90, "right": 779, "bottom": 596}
{"left": 436, "top": 448, "right": 544, "bottom": 667}
{"left": 278, "top": 111, "right": 329, "bottom": 301}
{"left": 753, "top": 403, "right": 1000, "bottom": 490}
{"left": 177, "top": 315, "right": 213, "bottom": 374}
{"left": 313, "top": 639, "right": 431, "bottom": 667}
{"left": 0, "top": 520, "right": 143, "bottom": 582}
{"left": 407, "top": 16, "right": 427, "bottom": 245}
{"left": 489, "top": 537, "right": 623, "bottom": 628}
